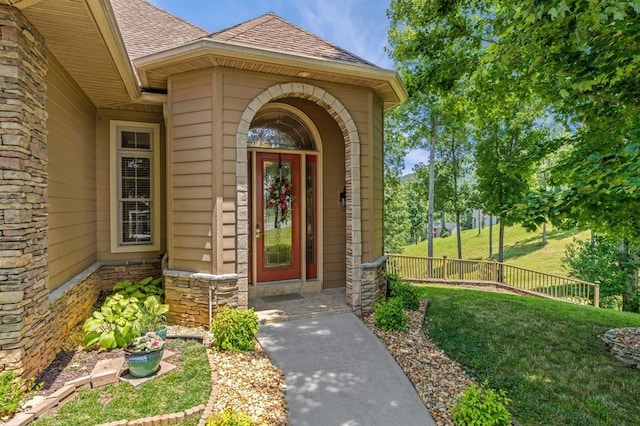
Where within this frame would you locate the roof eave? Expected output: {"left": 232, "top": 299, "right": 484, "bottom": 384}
{"left": 85, "top": 0, "right": 141, "bottom": 101}
{"left": 134, "top": 39, "right": 408, "bottom": 108}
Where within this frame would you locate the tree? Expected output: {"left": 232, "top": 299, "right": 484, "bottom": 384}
{"left": 383, "top": 108, "right": 412, "bottom": 253}
{"left": 387, "top": 0, "right": 640, "bottom": 241}
{"left": 474, "top": 92, "right": 548, "bottom": 264}
{"left": 387, "top": 94, "right": 444, "bottom": 260}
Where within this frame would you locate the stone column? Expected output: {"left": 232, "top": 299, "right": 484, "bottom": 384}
{"left": 0, "top": 6, "right": 50, "bottom": 378}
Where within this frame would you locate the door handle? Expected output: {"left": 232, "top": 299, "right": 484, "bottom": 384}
{"left": 256, "top": 224, "right": 261, "bottom": 238}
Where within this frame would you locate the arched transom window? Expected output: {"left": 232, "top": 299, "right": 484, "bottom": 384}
{"left": 248, "top": 106, "right": 315, "bottom": 150}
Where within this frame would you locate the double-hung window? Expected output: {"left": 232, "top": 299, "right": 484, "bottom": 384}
{"left": 110, "top": 121, "right": 160, "bottom": 253}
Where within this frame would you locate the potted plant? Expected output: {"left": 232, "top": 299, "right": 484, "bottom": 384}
{"left": 137, "top": 295, "right": 170, "bottom": 339}
{"left": 124, "top": 332, "right": 165, "bottom": 378}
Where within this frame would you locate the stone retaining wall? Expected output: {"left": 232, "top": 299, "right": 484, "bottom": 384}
{"left": 165, "top": 272, "right": 238, "bottom": 327}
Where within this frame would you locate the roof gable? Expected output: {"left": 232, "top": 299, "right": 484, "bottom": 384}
{"left": 110, "top": 0, "right": 208, "bottom": 59}
{"left": 207, "top": 12, "right": 377, "bottom": 68}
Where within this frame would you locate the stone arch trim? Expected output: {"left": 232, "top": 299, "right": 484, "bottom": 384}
{"left": 236, "top": 83, "right": 363, "bottom": 312}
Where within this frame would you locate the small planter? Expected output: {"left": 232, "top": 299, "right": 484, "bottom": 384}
{"left": 124, "top": 348, "right": 164, "bottom": 378}
{"left": 124, "top": 332, "right": 165, "bottom": 378}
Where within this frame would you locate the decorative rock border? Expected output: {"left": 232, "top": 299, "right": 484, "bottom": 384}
{"left": 602, "top": 327, "right": 640, "bottom": 369}
{"left": 6, "top": 337, "right": 218, "bottom": 426}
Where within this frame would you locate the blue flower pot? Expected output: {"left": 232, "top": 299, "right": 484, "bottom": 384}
{"left": 124, "top": 348, "right": 164, "bottom": 378}
{"left": 141, "top": 326, "right": 167, "bottom": 340}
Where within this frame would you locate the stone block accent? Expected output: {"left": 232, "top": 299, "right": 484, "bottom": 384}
{"left": 360, "top": 255, "right": 388, "bottom": 314}
{"left": 0, "top": 5, "right": 49, "bottom": 380}
{"left": 602, "top": 328, "right": 640, "bottom": 369}
{"left": 165, "top": 271, "right": 238, "bottom": 327}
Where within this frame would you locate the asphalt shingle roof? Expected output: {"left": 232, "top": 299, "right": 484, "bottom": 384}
{"left": 111, "top": 1, "right": 377, "bottom": 68}
{"left": 110, "top": 0, "right": 208, "bottom": 59}
{"left": 207, "top": 12, "right": 378, "bottom": 67}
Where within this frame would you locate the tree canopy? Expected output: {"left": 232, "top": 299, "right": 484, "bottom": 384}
{"left": 387, "top": 0, "right": 640, "bottom": 241}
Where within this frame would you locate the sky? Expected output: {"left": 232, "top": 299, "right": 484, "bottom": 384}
{"left": 147, "top": 0, "right": 427, "bottom": 173}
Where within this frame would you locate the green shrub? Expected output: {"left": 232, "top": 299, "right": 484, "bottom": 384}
{"left": 206, "top": 408, "right": 254, "bottom": 426}
{"left": 374, "top": 298, "right": 407, "bottom": 331}
{"left": 210, "top": 306, "right": 259, "bottom": 352}
{"left": 112, "top": 276, "right": 165, "bottom": 301}
{"left": 452, "top": 381, "right": 511, "bottom": 426}
{"left": 388, "top": 274, "right": 420, "bottom": 311}
{"left": 0, "top": 371, "right": 42, "bottom": 417}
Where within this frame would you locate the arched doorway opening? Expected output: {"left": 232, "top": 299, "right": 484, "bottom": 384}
{"left": 247, "top": 103, "right": 323, "bottom": 289}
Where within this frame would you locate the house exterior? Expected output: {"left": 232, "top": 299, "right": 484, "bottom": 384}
{"left": 0, "top": 0, "right": 406, "bottom": 378}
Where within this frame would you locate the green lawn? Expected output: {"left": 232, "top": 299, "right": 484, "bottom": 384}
{"left": 415, "top": 285, "right": 640, "bottom": 426}
{"left": 400, "top": 224, "right": 590, "bottom": 276}
{"left": 31, "top": 339, "right": 209, "bottom": 426}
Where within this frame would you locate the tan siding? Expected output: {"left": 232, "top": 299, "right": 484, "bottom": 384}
{"left": 47, "top": 53, "right": 97, "bottom": 291}
{"left": 95, "top": 108, "right": 166, "bottom": 262}
{"left": 167, "top": 69, "right": 216, "bottom": 273}
{"left": 372, "top": 95, "right": 385, "bottom": 259}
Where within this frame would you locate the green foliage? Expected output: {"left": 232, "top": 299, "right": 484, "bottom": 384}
{"left": 374, "top": 298, "right": 407, "bottom": 331}
{"left": 210, "top": 307, "right": 259, "bottom": 352}
{"left": 206, "top": 408, "right": 254, "bottom": 426}
{"left": 452, "top": 381, "right": 512, "bottom": 426}
{"left": 440, "top": 229, "right": 451, "bottom": 238}
{"left": 83, "top": 293, "right": 141, "bottom": 349}
{"left": 137, "top": 295, "right": 170, "bottom": 332}
{"left": 83, "top": 277, "right": 170, "bottom": 349}
{"left": 112, "top": 276, "right": 164, "bottom": 301}
{"left": 388, "top": 0, "right": 640, "bottom": 242}
{"left": 0, "top": 371, "right": 42, "bottom": 417}
{"left": 387, "top": 274, "right": 420, "bottom": 311}
{"left": 563, "top": 235, "right": 640, "bottom": 312}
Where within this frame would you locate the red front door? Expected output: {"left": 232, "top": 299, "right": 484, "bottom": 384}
{"left": 256, "top": 152, "right": 301, "bottom": 282}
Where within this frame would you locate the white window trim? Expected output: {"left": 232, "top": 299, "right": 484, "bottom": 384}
{"left": 110, "top": 120, "right": 161, "bottom": 253}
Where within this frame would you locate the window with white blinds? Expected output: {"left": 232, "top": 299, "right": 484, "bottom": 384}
{"left": 110, "top": 121, "right": 160, "bottom": 253}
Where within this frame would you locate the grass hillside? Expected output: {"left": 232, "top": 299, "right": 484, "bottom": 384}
{"left": 416, "top": 285, "right": 640, "bottom": 425}
{"left": 400, "top": 224, "right": 590, "bottom": 276}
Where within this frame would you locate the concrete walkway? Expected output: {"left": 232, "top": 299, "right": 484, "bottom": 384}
{"left": 258, "top": 313, "right": 436, "bottom": 426}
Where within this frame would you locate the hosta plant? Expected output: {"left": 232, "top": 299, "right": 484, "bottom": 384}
{"left": 83, "top": 293, "right": 141, "bottom": 349}
{"left": 112, "top": 276, "right": 164, "bottom": 301}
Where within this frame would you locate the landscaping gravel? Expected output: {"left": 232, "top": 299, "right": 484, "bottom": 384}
{"left": 362, "top": 302, "right": 473, "bottom": 426}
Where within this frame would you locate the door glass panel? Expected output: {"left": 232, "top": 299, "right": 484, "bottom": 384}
{"left": 263, "top": 160, "right": 293, "bottom": 269}
{"left": 306, "top": 157, "right": 317, "bottom": 278}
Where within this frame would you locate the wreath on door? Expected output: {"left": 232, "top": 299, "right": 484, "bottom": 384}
{"left": 266, "top": 176, "right": 294, "bottom": 227}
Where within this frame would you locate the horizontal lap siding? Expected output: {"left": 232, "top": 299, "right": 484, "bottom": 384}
{"left": 168, "top": 71, "right": 215, "bottom": 273}
{"left": 221, "top": 71, "right": 277, "bottom": 274}
{"left": 47, "top": 54, "right": 97, "bottom": 291}
{"left": 372, "top": 96, "right": 385, "bottom": 260}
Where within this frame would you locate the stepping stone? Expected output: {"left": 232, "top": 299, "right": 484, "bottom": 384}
{"left": 91, "top": 358, "right": 125, "bottom": 388}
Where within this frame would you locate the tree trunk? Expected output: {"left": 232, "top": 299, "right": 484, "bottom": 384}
{"left": 498, "top": 221, "right": 505, "bottom": 282}
{"left": 426, "top": 114, "right": 437, "bottom": 277}
{"left": 456, "top": 211, "right": 462, "bottom": 259}
{"left": 488, "top": 215, "right": 493, "bottom": 258}
{"left": 620, "top": 240, "right": 640, "bottom": 312}
{"left": 541, "top": 222, "right": 547, "bottom": 245}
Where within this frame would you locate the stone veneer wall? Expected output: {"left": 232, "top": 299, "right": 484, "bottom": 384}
{"left": 164, "top": 272, "right": 238, "bottom": 327}
{"left": 360, "top": 256, "right": 388, "bottom": 315}
{"left": 0, "top": 6, "right": 49, "bottom": 379}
